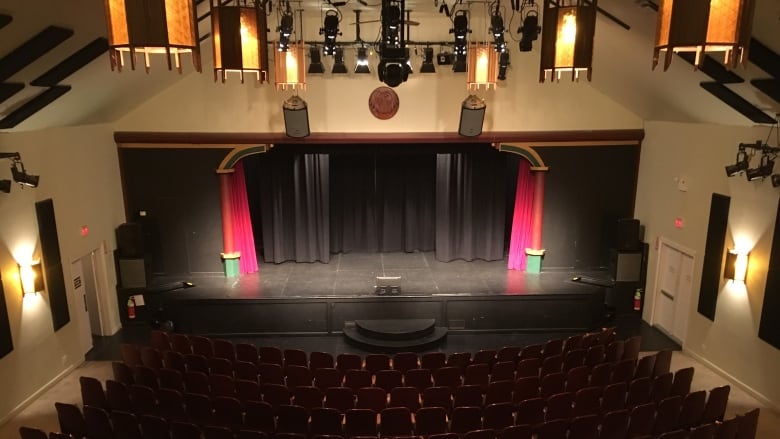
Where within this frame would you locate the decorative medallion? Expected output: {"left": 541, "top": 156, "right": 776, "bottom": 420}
{"left": 368, "top": 86, "right": 400, "bottom": 120}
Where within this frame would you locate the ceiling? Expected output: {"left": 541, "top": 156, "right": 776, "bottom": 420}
{"left": 0, "top": 0, "right": 777, "bottom": 132}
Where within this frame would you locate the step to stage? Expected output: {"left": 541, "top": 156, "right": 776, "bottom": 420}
{"left": 343, "top": 318, "right": 448, "bottom": 351}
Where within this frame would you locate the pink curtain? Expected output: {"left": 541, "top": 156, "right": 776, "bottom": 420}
{"left": 230, "top": 161, "right": 259, "bottom": 274}
{"left": 507, "top": 160, "right": 536, "bottom": 270}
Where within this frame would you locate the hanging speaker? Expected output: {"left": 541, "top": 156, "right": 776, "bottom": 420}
{"left": 283, "top": 95, "right": 310, "bottom": 138}
{"left": 459, "top": 95, "right": 486, "bottom": 137}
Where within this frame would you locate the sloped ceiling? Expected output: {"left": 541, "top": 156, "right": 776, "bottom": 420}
{"left": 0, "top": 0, "right": 777, "bottom": 132}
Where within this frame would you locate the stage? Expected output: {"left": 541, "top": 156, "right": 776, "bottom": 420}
{"left": 127, "top": 252, "right": 608, "bottom": 336}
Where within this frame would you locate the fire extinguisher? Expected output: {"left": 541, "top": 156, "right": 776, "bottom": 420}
{"left": 127, "top": 296, "right": 136, "bottom": 320}
{"left": 633, "top": 289, "right": 642, "bottom": 311}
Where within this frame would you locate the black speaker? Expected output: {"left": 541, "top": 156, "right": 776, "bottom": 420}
{"left": 117, "top": 222, "right": 145, "bottom": 258}
{"left": 617, "top": 218, "right": 640, "bottom": 251}
{"left": 283, "top": 95, "right": 310, "bottom": 138}
{"left": 459, "top": 95, "right": 486, "bottom": 137}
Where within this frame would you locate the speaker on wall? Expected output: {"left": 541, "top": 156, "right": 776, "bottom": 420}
{"left": 459, "top": 95, "right": 486, "bottom": 137}
{"left": 116, "top": 222, "right": 145, "bottom": 258}
{"left": 617, "top": 218, "right": 640, "bottom": 251}
{"left": 283, "top": 95, "right": 310, "bottom": 138}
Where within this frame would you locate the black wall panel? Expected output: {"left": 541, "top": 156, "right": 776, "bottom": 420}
{"left": 759, "top": 198, "right": 780, "bottom": 348}
{"left": 120, "top": 148, "right": 226, "bottom": 275}
{"left": 0, "top": 272, "right": 13, "bottom": 358}
{"left": 697, "top": 193, "right": 731, "bottom": 321}
{"left": 35, "top": 199, "right": 70, "bottom": 331}
{"left": 536, "top": 146, "right": 640, "bottom": 269}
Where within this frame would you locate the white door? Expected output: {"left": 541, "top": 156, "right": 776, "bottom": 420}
{"left": 654, "top": 241, "right": 694, "bottom": 345}
{"left": 81, "top": 253, "right": 103, "bottom": 335}
{"left": 70, "top": 259, "right": 93, "bottom": 356}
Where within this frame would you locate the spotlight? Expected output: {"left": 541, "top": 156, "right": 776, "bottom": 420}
{"left": 0, "top": 179, "right": 10, "bottom": 193}
{"left": 332, "top": 47, "right": 348, "bottom": 74}
{"left": 378, "top": 49, "right": 409, "bottom": 87}
{"left": 453, "top": 54, "right": 467, "bottom": 72}
{"left": 725, "top": 146, "right": 749, "bottom": 177}
{"left": 498, "top": 51, "right": 509, "bottom": 80}
{"left": 773, "top": 174, "right": 780, "bottom": 188}
{"left": 490, "top": 13, "right": 506, "bottom": 53}
{"left": 308, "top": 47, "right": 325, "bottom": 74}
{"left": 355, "top": 47, "right": 371, "bottom": 74}
{"left": 451, "top": 10, "right": 469, "bottom": 57}
{"left": 277, "top": 13, "right": 294, "bottom": 52}
{"left": 518, "top": 10, "right": 540, "bottom": 52}
{"left": 745, "top": 155, "right": 775, "bottom": 181}
{"left": 321, "top": 10, "right": 341, "bottom": 56}
{"left": 10, "top": 160, "right": 39, "bottom": 188}
{"left": 420, "top": 47, "right": 436, "bottom": 73}
{"left": 282, "top": 95, "right": 310, "bottom": 138}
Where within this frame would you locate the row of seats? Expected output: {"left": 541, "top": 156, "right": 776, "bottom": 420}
{"left": 39, "top": 399, "right": 762, "bottom": 439}
{"left": 141, "top": 328, "right": 631, "bottom": 373}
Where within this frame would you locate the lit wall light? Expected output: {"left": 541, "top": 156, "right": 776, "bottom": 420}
{"left": 724, "top": 250, "right": 749, "bottom": 283}
{"left": 355, "top": 47, "right": 371, "bottom": 74}
{"left": 104, "top": 0, "right": 201, "bottom": 72}
{"left": 18, "top": 261, "right": 44, "bottom": 297}
{"left": 540, "top": 0, "right": 597, "bottom": 82}
{"left": 332, "top": 47, "right": 348, "bottom": 74}
{"left": 211, "top": 0, "right": 269, "bottom": 83}
{"left": 467, "top": 43, "right": 498, "bottom": 90}
{"left": 653, "top": 0, "right": 755, "bottom": 71}
{"left": 274, "top": 42, "right": 306, "bottom": 90}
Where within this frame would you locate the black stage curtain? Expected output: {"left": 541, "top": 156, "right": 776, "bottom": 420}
{"left": 330, "top": 152, "right": 436, "bottom": 253}
{"left": 251, "top": 151, "right": 330, "bottom": 263}
{"left": 435, "top": 151, "right": 508, "bottom": 261}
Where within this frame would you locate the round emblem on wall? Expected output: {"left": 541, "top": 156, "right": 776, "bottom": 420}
{"left": 368, "top": 86, "right": 400, "bottom": 120}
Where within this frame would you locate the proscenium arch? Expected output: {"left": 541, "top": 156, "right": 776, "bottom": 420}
{"left": 495, "top": 143, "right": 549, "bottom": 171}
{"left": 218, "top": 144, "right": 273, "bottom": 172}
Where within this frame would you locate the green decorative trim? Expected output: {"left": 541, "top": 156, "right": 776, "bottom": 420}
{"left": 498, "top": 144, "right": 549, "bottom": 171}
{"left": 218, "top": 145, "right": 270, "bottom": 171}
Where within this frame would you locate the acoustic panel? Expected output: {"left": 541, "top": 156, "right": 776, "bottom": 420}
{"left": 700, "top": 82, "right": 776, "bottom": 124}
{"left": 31, "top": 38, "right": 108, "bottom": 86}
{"left": 759, "top": 199, "right": 780, "bottom": 349}
{"left": 0, "top": 272, "right": 13, "bottom": 358}
{"left": 698, "top": 193, "right": 731, "bottom": 321}
{"left": 35, "top": 199, "right": 70, "bottom": 331}
{"left": 0, "top": 26, "right": 73, "bottom": 82}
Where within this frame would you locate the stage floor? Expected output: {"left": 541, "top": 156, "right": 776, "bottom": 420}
{"left": 152, "top": 251, "right": 608, "bottom": 300}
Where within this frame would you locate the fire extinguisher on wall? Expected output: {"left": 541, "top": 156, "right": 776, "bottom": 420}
{"left": 633, "top": 289, "right": 642, "bottom": 311}
{"left": 127, "top": 296, "right": 136, "bottom": 320}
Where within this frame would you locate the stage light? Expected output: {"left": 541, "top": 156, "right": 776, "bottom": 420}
{"left": 725, "top": 144, "right": 749, "bottom": 177}
{"left": 321, "top": 10, "right": 341, "bottom": 56}
{"left": 277, "top": 11, "right": 294, "bottom": 52}
{"left": 0, "top": 179, "right": 10, "bottom": 193}
{"left": 451, "top": 10, "right": 470, "bottom": 72}
{"left": 308, "top": 47, "right": 325, "bottom": 74}
{"left": 332, "top": 47, "right": 348, "bottom": 74}
{"left": 490, "top": 12, "right": 507, "bottom": 53}
{"left": 355, "top": 47, "right": 371, "bottom": 74}
{"left": 518, "top": 9, "right": 540, "bottom": 52}
{"left": 420, "top": 47, "right": 436, "bottom": 73}
{"left": 498, "top": 51, "right": 509, "bottom": 80}
{"left": 10, "top": 161, "right": 39, "bottom": 188}
{"left": 745, "top": 155, "right": 775, "bottom": 181}
{"left": 211, "top": 0, "right": 269, "bottom": 83}
{"left": 378, "top": 48, "right": 409, "bottom": 87}
{"left": 773, "top": 174, "right": 780, "bottom": 188}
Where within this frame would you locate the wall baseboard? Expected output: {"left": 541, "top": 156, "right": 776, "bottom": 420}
{"left": 684, "top": 348, "right": 779, "bottom": 412}
{"left": 0, "top": 365, "right": 75, "bottom": 427}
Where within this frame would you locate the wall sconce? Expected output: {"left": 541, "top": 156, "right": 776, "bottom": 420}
{"left": 18, "top": 261, "right": 44, "bottom": 297}
{"left": 211, "top": 0, "right": 269, "bottom": 83}
{"left": 467, "top": 43, "right": 499, "bottom": 91}
{"left": 653, "top": 0, "right": 755, "bottom": 71}
{"left": 539, "top": 0, "right": 597, "bottom": 82}
{"left": 274, "top": 42, "right": 306, "bottom": 90}
{"left": 724, "top": 250, "right": 749, "bottom": 282}
{"left": 104, "top": 0, "right": 201, "bottom": 73}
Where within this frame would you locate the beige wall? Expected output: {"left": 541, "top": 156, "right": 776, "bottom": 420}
{"left": 115, "top": 49, "right": 643, "bottom": 132}
{"left": 636, "top": 121, "right": 780, "bottom": 408}
{"left": 0, "top": 124, "right": 125, "bottom": 422}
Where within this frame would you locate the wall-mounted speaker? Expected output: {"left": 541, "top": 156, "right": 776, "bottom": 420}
{"left": 459, "top": 95, "right": 486, "bottom": 137}
{"left": 283, "top": 95, "right": 310, "bottom": 138}
{"left": 617, "top": 218, "right": 640, "bottom": 251}
{"left": 116, "top": 222, "right": 145, "bottom": 258}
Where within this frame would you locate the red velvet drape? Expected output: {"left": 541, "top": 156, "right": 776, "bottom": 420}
{"left": 507, "top": 160, "right": 536, "bottom": 270}
{"left": 230, "top": 161, "right": 259, "bottom": 274}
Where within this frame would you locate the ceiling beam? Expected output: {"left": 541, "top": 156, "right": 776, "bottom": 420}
{"left": 700, "top": 81, "right": 776, "bottom": 124}
{"left": 0, "top": 14, "right": 12, "bottom": 30}
{"left": 751, "top": 79, "right": 780, "bottom": 106}
{"left": 31, "top": 38, "right": 109, "bottom": 86}
{"left": 0, "top": 85, "right": 70, "bottom": 129}
{"left": 0, "top": 26, "right": 74, "bottom": 82}
{"left": 0, "top": 83, "right": 24, "bottom": 104}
